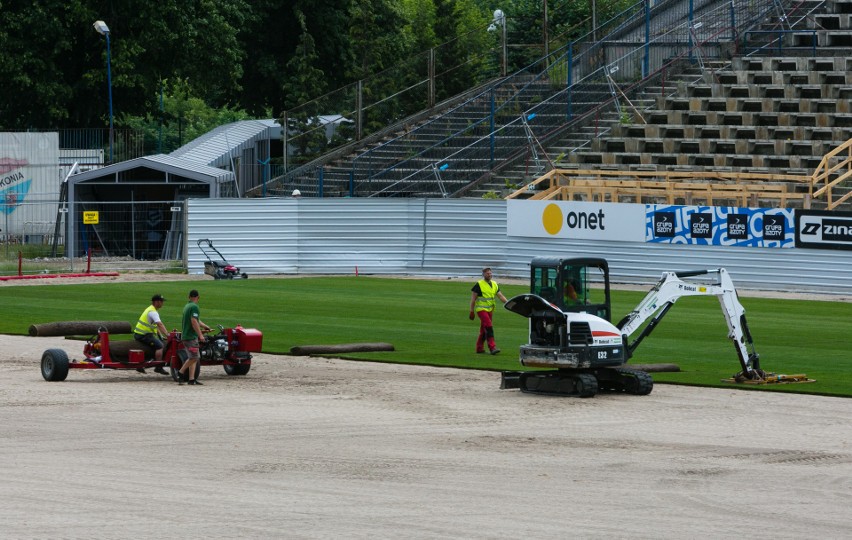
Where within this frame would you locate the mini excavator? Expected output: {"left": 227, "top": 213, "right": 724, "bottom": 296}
{"left": 501, "top": 257, "right": 810, "bottom": 397}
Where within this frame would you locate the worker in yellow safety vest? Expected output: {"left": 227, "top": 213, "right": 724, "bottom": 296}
{"left": 133, "top": 294, "right": 170, "bottom": 374}
{"left": 469, "top": 267, "right": 508, "bottom": 355}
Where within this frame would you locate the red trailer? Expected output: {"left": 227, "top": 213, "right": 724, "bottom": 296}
{"left": 40, "top": 325, "right": 262, "bottom": 382}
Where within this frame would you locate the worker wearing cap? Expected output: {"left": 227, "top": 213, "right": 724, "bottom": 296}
{"left": 292, "top": 189, "right": 302, "bottom": 198}
{"left": 133, "top": 294, "right": 170, "bottom": 374}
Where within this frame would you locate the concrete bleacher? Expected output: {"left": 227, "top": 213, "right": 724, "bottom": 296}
{"left": 481, "top": 0, "right": 852, "bottom": 207}
{"left": 268, "top": 0, "right": 852, "bottom": 206}
{"left": 548, "top": 51, "right": 852, "bottom": 207}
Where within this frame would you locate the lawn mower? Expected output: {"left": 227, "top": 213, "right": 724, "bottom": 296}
{"left": 40, "top": 324, "right": 262, "bottom": 382}
{"left": 198, "top": 238, "right": 248, "bottom": 279}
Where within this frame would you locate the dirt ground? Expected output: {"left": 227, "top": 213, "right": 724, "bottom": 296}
{"left": 2, "top": 273, "right": 851, "bottom": 538}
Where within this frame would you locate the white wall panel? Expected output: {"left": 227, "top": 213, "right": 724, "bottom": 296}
{"left": 187, "top": 198, "right": 852, "bottom": 295}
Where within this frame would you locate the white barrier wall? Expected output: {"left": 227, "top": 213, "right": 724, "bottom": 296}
{"left": 0, "top": 133, "right": 60, "bottom": 238}
{"left": 187, "top": 198, "right": 852, "bottom": 295}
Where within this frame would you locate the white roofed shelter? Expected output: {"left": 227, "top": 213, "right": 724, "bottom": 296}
{"left": 64, "top": 119, "right": 282, "bottom": 262}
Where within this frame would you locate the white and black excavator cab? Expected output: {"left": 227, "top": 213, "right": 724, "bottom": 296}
{"left": 527, "top": 256, "right": 612, "bottom": 321}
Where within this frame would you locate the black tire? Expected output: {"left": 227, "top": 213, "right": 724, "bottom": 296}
{"left": 170, "top": 361, "right": 201, "bottom": 382}
{"left": 223, "top": 363, "right": 251, "bottom": 376}
{"left": 41, "top": 348, "right": 69, "bottom": 381}
{"left": 575, "top": 373, "right": 599, "bottom": 398}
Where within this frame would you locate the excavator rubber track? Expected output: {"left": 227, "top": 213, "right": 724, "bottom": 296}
{"left": 502, "top": 367, "right": 654, "bottom": 398}
{"left": 517, "top": 370, "right": 600, "bottom": 397}
{"left": 596, "top": 367, "right": 654, "bottom": 395}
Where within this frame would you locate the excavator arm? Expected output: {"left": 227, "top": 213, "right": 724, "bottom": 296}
{"left": 615, "top": 268, "right": 764, "bottom": 381}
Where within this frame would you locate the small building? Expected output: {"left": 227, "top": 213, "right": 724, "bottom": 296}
{"left": 66, "top": 119, "right": 282, "bottom": 260}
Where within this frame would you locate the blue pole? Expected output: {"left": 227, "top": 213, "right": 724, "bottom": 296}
{"left": 158, "top": 81, "right": 163, "bottom": 153}
{"left": 105, "top": 32, "right": 114, "bottom": 163}
{"left": 688, "top": 0, "right": 694, "bottom": 63}
{"left": 258, "top": 157, "right": 270, "bottom": 198}
{"left": 643, "top": 0, "right": 650, "bottom": 78}
{"left": 566, "top": 47, "right": 573, "bottom": 120}
{"left": 730, "top": 1, "right": 736, "bottom": 44}
{"left": 489, "top": 88, "right": 495, "bottom": 168}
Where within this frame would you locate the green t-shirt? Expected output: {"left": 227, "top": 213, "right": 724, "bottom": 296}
{"left": 181, "top": 301, "right": 200, "bottom": 340}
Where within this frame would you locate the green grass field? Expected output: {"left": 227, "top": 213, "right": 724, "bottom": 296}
{"left": 3, "top": 276, "right": 850, "bottom": 396}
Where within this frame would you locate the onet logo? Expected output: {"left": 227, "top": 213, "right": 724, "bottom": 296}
{"left": 542, "top": 203, "right": 563, "bottom": 235}
{"left": 541, "top": 203, "right": 607, "bottom": 235}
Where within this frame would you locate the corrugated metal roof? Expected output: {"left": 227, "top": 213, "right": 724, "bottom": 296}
{"left": 169, "top": 119, "right": 281, "bottom": 168}
{"left": 69, "top": 154, "right": 235, "bottom": 185}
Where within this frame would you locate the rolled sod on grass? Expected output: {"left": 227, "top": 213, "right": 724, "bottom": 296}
{"left": 28, "top": 321, "right": 132, "bottom": 337}
{"left": 290, "top": 343, "right": 395, "bottom": 356}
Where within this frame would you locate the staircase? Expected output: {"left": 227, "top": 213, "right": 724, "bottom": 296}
{"left": 493, "top": 0, "right": 852, "bottom": 208}
{"left": 259, "top": 0, "right": 852, "bottom": 206}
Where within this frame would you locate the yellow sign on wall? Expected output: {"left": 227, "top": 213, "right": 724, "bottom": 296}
{"left": 83, "top": 211, "right": 99, "bottom": 224}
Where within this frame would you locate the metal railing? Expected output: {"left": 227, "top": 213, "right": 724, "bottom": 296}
{"left": 275, "top": 0, "right": 795, "bottom": 198}
{"left": 280, "top": 21, "right": 505, "bottom": 173}
{"left": 349, "top": 0, "right": 775, "bottom": 198}
{"left": 272, "top": 2, "right": 645, "bottom": 196}
{"left": 1, "top": 195, "right": 186, "bottom": 270}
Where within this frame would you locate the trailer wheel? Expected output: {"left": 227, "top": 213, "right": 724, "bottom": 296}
{"left": 41, "top": 349, "right": 70, "bottom": 381}
{"left": 223, "top": 363, "right": 251, "bottom": 376}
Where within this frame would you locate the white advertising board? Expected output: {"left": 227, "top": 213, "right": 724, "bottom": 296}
{"left": 0, "top": 132, "right": 60, "bottom": 238}
{"left": 506, "top": 199, "right": 646, "bottom": 242}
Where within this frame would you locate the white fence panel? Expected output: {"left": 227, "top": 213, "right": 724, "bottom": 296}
{"left": 187, "top": 198, "right": 852, "bottom": 295}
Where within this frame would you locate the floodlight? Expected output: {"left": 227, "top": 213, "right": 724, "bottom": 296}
{"left": 93, "top": 20, "right": 110, "bottom": 35}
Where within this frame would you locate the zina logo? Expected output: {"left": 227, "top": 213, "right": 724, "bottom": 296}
{"left": 801, "top": 223, "right": 819, "bottom": 235}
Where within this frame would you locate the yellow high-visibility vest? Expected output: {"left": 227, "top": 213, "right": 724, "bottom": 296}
{"left": 134, "top": 305, "right": 157, "bottom": 335}
{"left": 475, "top": 279, "right": 499, "bottom": 312}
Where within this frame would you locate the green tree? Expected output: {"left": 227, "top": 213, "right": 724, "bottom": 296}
{"left": 0, "top": 0, "right": 250, "bottom": 129}
{"left": 118, "top": 79, "right": 256, "bottom": 154}
{"left": 282, "top": 9, "right": 328, "bottom": 109}
{"left": 281, "top": 8, "right": 332, "bottom": 163}
{"left": 401, "top": 0, "right": 438, "bottom": 52}
{"left": 432, "top": 0, "right": 492, "bottom": 99}
{"left": 0, "top": 0, "right": 85, "bottom": 128}
{"left": 346, "top": 0, "right": 408, "bottom": 81}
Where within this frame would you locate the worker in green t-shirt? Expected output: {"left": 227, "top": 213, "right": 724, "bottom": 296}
{"left": 178, "top": 289, "right": 211, "bottom": 386}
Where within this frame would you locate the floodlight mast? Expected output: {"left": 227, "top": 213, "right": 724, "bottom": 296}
{"left": 93, "top": 20, "right": 114, "bottom": 163}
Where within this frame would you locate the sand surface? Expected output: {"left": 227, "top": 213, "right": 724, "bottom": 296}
{"left": 2, "top": 272, "right": 850, "bottom": 537}
{"left": 2, "top": 331, "right": 851, "bottom": 539}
